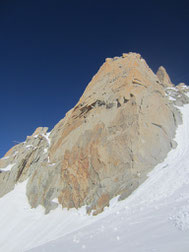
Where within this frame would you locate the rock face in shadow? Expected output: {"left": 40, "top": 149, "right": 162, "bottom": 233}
{"left": 1, "top": 52, "right": 189, "bottom": 215}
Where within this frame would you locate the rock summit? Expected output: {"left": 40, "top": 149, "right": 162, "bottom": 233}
{"left": 1, "top": 52, "right": 189, "bottom": 215}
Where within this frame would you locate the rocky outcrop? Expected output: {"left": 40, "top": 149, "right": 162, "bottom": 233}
{"left": 0, "top": 53, "right": 189, "bottom": 215}
{"left": 156, "top": 66, "right": 173, "bottom": 87}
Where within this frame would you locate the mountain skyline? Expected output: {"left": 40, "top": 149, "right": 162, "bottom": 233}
{"left": 0, "top": 0, "right": 189, "bottom": 157}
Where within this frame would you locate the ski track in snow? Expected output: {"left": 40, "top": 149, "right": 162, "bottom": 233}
{"left": 1, "top": 102, "right": 189, "bottom": 252}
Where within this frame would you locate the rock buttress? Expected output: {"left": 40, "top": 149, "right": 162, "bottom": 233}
{"left": 1, "top": 52, "right": 189, "bottom": 215}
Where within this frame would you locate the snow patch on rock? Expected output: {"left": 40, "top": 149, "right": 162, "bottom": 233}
{"left": 0, "top": 163, "right": 15, "bottom": 172}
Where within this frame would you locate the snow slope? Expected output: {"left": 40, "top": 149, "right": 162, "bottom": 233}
{"left": 0, "top": 102, "right": 189, "bottom": 252}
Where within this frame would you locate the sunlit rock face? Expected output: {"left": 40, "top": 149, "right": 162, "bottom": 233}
{"left": 156, "top": 66, "right": 173, "bottom": 87}
{"left": 1, "top": 52, "right": 189, "bottom": 215}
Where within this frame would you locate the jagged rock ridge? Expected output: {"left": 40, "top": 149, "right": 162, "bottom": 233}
{"left": 1, "top": 52, "right": 189, "bottom": 215}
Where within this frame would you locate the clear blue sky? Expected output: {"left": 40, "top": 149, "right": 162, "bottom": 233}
{"left": 0, "top": 0, "right": 189, "bottom": 157}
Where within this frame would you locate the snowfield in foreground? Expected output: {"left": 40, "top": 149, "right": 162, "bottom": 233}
{"left": 1, "top": 102, "right": 189, "bottom": 252}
